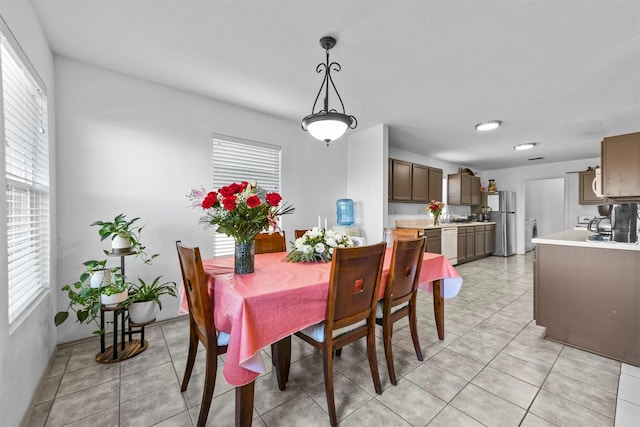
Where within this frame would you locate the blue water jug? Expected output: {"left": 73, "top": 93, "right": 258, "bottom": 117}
{"left": 336, "top": 199, "right": 354, "bottom": 226}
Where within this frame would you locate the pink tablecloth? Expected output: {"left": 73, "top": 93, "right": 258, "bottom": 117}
{"left": 179, "top": 249, "right": 462, "bottom": 386}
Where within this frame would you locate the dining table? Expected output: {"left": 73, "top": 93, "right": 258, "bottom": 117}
{"left": 179, "top": 248, "right": 462, "bottom": 426}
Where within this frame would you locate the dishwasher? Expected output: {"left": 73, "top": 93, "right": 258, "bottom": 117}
{"left": 441, "top": 227, "right": 458, "bottom": 265}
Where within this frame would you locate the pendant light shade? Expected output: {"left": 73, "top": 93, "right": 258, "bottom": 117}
{"left": 301, "top": 36, "right": 357, "bottom": 146}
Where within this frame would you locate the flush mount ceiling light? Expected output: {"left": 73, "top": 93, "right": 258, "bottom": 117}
{"left": 301, "top": 36, "right": 357, "bottom": 146}
{"left": 474, "top": 120, "right": 502, "bottom": 131}
{"left": 514, "top": 142, "right": 538, "bottom": 150}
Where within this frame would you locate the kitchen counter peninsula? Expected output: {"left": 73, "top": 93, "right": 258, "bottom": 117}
{"left": 533, "top": 229, "right": 640, "bottom": 366}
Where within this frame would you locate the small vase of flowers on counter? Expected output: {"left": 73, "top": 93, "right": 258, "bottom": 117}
{"left": 427, "top": 200, "right": 445, "bottom": 226}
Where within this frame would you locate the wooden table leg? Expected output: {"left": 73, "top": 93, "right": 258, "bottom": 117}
{"left": 271, "top": 336, "right": 291, "bottom": 391}
{"left": 433, "top": 279, "right": 445, "bottom": 340}
{"left": 236, "top": 382, "right": 255, "bottom": 427}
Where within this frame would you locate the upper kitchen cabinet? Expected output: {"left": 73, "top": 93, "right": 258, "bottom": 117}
{"left": 428, "top": 167, "right": 443, "bottom": 202}
{"left": 448, "top": 173, "right": 481, "bottom": 205}
{"left": 578, "top": 170, "right": 604, "bottom": 205}
{"left": 602, "top": 132, "right": 640, "bottom": 200}
{"left": 389, "top": 158, "right": 443, "bottom": 203}
{"left": 390, "top": 159, "right": 412, "bottom": 201}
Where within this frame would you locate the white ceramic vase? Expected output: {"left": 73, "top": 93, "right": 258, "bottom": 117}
{"left": 111, "top": 235, "right": 132, "bottom": 254}
{"left": 128, "top": 301, "right": 159, "bottom": 324}
{"left": 90, "top": 269, "right": 111, "bottom": 289}
{"left": 100, "top": 290, "right": 128, "bottom": 307}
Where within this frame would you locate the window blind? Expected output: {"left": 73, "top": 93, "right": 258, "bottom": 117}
{"left": 211, "top": 134, "right": 281, "bottom": 256}
{"left": 2, "top": 29, "right": 50, "bottom": 324}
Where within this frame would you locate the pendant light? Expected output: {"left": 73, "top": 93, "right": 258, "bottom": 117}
{"left": 301, "top": 36, "right": 357, "bottom": 146}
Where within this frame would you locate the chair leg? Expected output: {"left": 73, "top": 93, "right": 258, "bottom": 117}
{"left": 409, "top": 303, "right": 423, "bottom": 361}
{"left": 181, "top": 328, "right": 199, "bottom": 392}
{"left": 382, "top": 319, "right": 397, "bottom": 385}
{"left": 196, "top": 348, "right": 218, "bottom": 427}
{"left": 366, "top": 324, "right": 382, "bottom": 394}
{"left": 323, "top": 344, "right": 338, "bottom": 427}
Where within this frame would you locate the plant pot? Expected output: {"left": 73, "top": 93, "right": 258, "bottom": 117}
{"left": 101, "top": 290, "right": 128, "bottom": 307}
{"left": 128, "top": 300, "right": 159, "bottom": 324}
{"left": 112, "top": 235, "right": 132, "bottom": 254}
{"left": 90, "top": 269, "right": 112, "bottom": 289}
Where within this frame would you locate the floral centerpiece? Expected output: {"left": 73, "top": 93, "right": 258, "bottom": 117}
{"left": 188, "top": 181, "right": 294, "bottom": 273}
{"left": 286, "top": 227, "right": 354, "bottom": 263}
{"left": 427, "top": 200, "right": 445, "bottom": 226}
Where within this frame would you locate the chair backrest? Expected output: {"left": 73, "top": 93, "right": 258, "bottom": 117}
{"left": 255, "top": 231, "right": 286, "bottom": 254}
{"left": 385, "top": 237, "right": 426, "bottom": 305}
{"left": 294, "top": 229, "right": 308, "bottom": 239}
{"left": 384, "top": 228, "right": 421, "bottom": 246}
{"left": 176, "top": 241, "right": 217, "bottom": 344}
{"left": 327, "top": 242, "right": 387, "bottom": 331}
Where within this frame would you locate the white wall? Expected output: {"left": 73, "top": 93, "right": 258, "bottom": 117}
{"left": 55, "top": 57, "right": 348, "bottom": 343}
{"left": 0, "top": 3, "right": 57, "bottom": 426}
{"left": 346, "top": 124, "right": 388, "bottom": 243}
{"left": 525, "top": 178, "right": 565, "bottom": 237}
{"left": 481, "top": 157, "right": 600, "bottom": 253}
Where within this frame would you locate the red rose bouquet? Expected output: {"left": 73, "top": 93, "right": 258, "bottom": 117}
{"left": 188, "top": 181, "right": 294, "bottom": 243}
{"left": 427, "top": 200, "right": 445, "bottom": 226}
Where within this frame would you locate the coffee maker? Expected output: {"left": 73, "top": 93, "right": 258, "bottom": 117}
{"left": 611, "top": 203, "right": 638, "bottom": 243}
{"left": 587, "top": 204, "right": 612, "bottom": 240}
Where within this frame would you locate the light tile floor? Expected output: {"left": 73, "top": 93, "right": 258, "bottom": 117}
{"left": 28, "top": 252, "right": 639, "bottom": 426}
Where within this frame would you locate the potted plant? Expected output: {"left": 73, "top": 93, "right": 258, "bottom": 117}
{"left": 99, "top": 274, "right": 128, "bottom": 307}
{"left": 84, "top": 259, "right": 111, "bottom": 288}
{"left": 91, "top": 213, "right": 158, "bottom": 264}
{"left": 55, "top": 262, "right": 110, "bottom": 335}
{"left": 126, "top": 276, "right": 177, "bottom": 324}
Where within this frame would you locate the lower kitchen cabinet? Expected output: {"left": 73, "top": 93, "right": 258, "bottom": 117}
{"left": 465, "top": 227, "right": 474, "bottom": 259}
{"left": 484, "top": 224, "right": 495, "bottom": 254}
{"left": 453, "top": 224, "right": 495, "bottom": 265}
{"left": 457, "top": 227, "right": 467, "bottom": 263}
{"left": 425, "top": 228, "right": 441, "bottom": 254}
{"left": 474, "top": 226, "right": 485, "bottom": 257}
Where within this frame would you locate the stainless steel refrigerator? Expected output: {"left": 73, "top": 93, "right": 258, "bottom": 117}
{"left": 487, "top": 191, "right": 516, "bottom": 256}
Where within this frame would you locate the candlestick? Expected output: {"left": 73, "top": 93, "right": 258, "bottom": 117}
{"left": 325, "top": 217, "right": 328, "bottom": 231}
{"left": 318, "top": 215, "right": 321, "bottom": 229}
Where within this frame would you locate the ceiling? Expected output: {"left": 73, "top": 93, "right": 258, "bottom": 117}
{"left": 30, "top": 0, "right": 640, "bottom": 171}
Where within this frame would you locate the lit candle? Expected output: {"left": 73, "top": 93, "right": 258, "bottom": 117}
{"left": 318, "top": 215, "right": 321, "bottom": 229}
{"left": 325, "top": 217, "right": 328, "bottom": 231}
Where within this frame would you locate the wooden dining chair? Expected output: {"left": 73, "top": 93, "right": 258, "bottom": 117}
{"left": 254, "top": 231, "right": 290, "bottom": 390}
{"left": 176, "top": 241, "right": 230, "bottom": 427}
{"left": 255, "top": 231, "right": 286, "bottom": 254}
{"left": 295, "top": 242, "right": 387, "bottom": 427}
{"left": 294, "top": 229, "right": 308, "bottom": 239}
{"left": 375, "top": 237, "right": 426, "bottom": 385}
{"left": 383, "top": 227, "right": 421, "bottom": 246}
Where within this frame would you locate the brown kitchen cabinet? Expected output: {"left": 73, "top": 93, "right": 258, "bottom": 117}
{"left": 425, "top": 228, "right": 441, "bottom": 254}
{"left": 474, "top": 225, "right": 485, "bottom": 257}
{"left": 448, "top": 173, "right": 481, "bottom": 205}
{"left": 389, "top": 158, "right": 443, "bottom": 203}
{"left": 578, "top": 170, "right": 604, "bottom": 205}
{"left": 390, "top": 159, "right": 412, "bottom": 201}
{"left": 465, "top": 226, "right": 475, "bottom": 259}
{"left": 428, "top": 167, "right": 443, "bottom": 202}
{"left": 457, "top": 227, "right": 467, "bottom": 263}
{"left": 484, "top": 224, "right": 495, "bottom": 254}
{"left": 601, "top": 132, "right": 640, "bottom": 200}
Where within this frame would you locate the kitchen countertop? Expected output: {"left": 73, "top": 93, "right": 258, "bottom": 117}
{"left": 532, "top": 229, "right": 640, "bottom": 251}
{"left": 396, "top": 220, "right": 495, "bottom": 230}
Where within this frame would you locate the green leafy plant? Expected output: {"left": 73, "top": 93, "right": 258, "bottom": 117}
{"left": 54, "top": 263, "right": 124, "bottom": 335}
{"left": 91, "top": 213, "right": 158, "bottom": 264}
{"left": 126, "top": 276, "right": 177, "bottom": 309}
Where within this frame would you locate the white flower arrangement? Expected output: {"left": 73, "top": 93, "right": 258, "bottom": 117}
{"left": 286, "top": 227, "right": 355, "bottom": 263}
